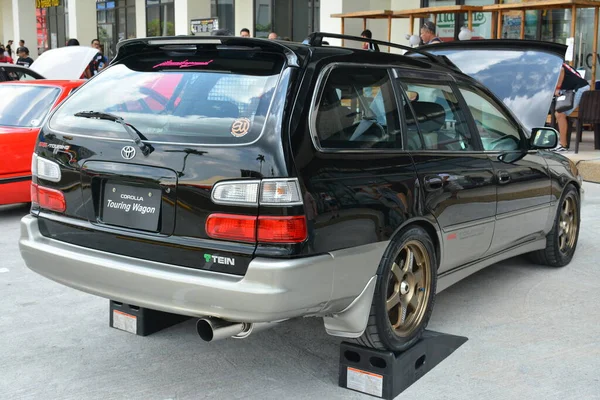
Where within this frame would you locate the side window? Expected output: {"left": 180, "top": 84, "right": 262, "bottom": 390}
{"left": 314, "top": 67, "right": 401, "bottom": 149}
{"left": 459, "top": 87, "right": 522, "bottom": 151}
{"left": 399, "top": 81, "right": 474, "bottom": 151}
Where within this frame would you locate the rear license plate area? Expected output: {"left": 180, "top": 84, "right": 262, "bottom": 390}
{"left": 101, "top": 182, "right": 162, "bottom": 232}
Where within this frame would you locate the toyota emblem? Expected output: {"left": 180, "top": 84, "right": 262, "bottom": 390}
{"left": 121, "top": 146, "right": 136, "bottom": 160}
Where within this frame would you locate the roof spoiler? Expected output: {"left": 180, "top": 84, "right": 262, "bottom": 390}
{"left": 113, "top": 36, "right": 300, "bottom": 67}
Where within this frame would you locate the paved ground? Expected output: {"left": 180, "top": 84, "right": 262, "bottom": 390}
{"left": 1, "top": 183, "right": 599, "bottom": 400}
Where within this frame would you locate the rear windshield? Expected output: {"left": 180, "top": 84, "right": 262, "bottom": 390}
{"left": 49, "top": 51, "right": 285, "bottom": 144}
{"left": 0, "top": 85, "right": 60, "bottom": 128}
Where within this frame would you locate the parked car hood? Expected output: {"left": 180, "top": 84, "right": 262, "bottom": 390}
{"left": 421, "top": 40, "right": 567, "bottom": 131}
{"left": 31, "top": 46, "right": 98, "bottom": 80}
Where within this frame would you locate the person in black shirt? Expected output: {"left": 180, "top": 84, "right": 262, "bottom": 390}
{"left": 16, "top": 47, "right": 34, "bottom": 68}
{"left": 553, "top": 63, "right": 590, "bottom": 152}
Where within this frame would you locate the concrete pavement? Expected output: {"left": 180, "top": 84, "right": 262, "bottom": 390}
{"left": 1, "top": 183, "right": 599, "bottom": 400}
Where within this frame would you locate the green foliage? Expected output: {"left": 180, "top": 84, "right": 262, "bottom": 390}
{"left": 147, "top": 19, "right": 175, "bottom": 37}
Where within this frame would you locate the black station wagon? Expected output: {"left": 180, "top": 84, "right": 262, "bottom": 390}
{"left": 19, "top": 33, "right": 583, "bottom": 352}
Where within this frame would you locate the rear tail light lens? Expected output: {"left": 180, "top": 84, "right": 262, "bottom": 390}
{"left": 31, "top": 183, "right": 66, "bottom": 213}
{"left": 211, "top": 179, "right": 303, "bottom": 206}
{"left": 32, "top": 153, "right": 61, "bottom": 182}
{"left": 206, "top": 214, "right": 308, "bottom": 244}
{"left": 206, "top": 213, "right": 257, "bottom": 242}
{"left": 257, "top": 216, "right": 307, "bottom": 243}
{"left": 212, "top": 180, "right": 259, "bottom": 206}
{"left": 260, "top": 179, "right": 302, "bottom": 205}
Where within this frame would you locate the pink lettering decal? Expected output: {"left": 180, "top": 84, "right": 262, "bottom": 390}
{"left": 153, "top": 60, "right": 214, "bottom": 69}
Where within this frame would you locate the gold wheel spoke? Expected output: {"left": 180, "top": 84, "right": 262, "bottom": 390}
{"left": 386, "top": 294, "right": 400, "bottom": 311}
{"left": 399, "top": 303, "right": 408, "bottom": 325}
{"left": 409, "top": 293, "right": 420, "bottom": 310}
{"left": 563, "top": 199, "right": 570, "bottom": 214}
{"left": 403, "top": 248, "right": 414, "bottom": 273}
{"left": 391, "top": 262, "right": 402, "bottom": 283}
{"left": 413, "top": 268, "right": 424, "bottom": 284}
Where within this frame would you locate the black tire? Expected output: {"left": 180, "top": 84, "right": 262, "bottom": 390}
{"left": 356, "top": 226, "right": 437, "bottom": 352}
{"left": 529, "top": 184, "right": 580, "bottom": 267}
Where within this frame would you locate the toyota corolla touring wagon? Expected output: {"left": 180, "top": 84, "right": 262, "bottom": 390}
{"left": 19, "top": 34, "right": 583, "bottom": 352}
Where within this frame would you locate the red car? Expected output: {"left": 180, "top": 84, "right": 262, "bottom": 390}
{"left": 0, "top": 45, "right": 98, "bottom": 206}
{"left": 0, "top": 80, "right": 84, "bottom": 205}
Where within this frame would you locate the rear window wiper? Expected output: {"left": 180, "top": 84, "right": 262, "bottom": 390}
{"left": 74, "top": 111, "right": 153, "bottom": 156}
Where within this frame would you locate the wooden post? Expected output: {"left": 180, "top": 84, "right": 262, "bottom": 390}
{"left": 387, "top": 15, "right": 392, "bottom": 52}
{"left": 520, "top": 10, "right": 525, "bottom": 39}
{"left": 410, "top": 15, "right": 414, "bottom": 35}
{"left": 468, "top": 10, "right": 473, "bottom": 32}
{"left": 341, "top": 17, "right": 345, "bottom": 47}
{"left": 570, "top": 6, "right": 577, "bottom": 66}
{"left": 496, "top": 11, "right": 503, "bottom": 39}
{"left": 363, "top": 18, "right": 367, "bottom": 32}
{"left": 592, "top": 7, "right": 599, "bottom": 91}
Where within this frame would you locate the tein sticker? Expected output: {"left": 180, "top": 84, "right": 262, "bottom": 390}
{"left": 231, "top": 118, "right": 251, "bottom": 137}
{"left": 153, "top": 60, "right": 214, "bottom": 69}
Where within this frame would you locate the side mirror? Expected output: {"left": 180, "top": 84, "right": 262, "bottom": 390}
{"left": 530, "top": 127, "right": 558, "bottom": 149}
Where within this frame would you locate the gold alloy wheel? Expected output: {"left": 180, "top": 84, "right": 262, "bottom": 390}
{"left": 558, "top": 194, "right": 578, "bottom": 253}
{"left": 386, "top": 240, "right": 431, "bottom": 337}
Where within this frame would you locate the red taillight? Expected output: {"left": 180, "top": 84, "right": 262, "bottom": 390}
{"left": 206, "top": 213, "right": 257, "bottom": 243}
{"left": 205, "top": 214, "right": 308, "bottom": 244}
{"left": 257, "top": 216, "right": 307, "bottom": 243}
{"left": 31, "top": 183, "right": 66, "bottom": 213}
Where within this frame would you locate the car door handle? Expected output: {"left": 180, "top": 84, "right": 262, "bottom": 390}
{"left": 424, "top": 175, "right": 443, "bottom": 191}
{"left": 497, "top": 170, "right": 511, "bottom": 184}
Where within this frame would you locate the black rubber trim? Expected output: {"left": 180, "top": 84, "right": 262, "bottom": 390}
{"left": 0, "top": 175, "right": 31, "bottom": 184}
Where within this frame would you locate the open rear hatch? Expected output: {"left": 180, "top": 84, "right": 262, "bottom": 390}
{"left": 34, "top": 37, "right": 302, "bottom": 275}
{"left": 417, "top": 40, "right": 567, "bottom": 131}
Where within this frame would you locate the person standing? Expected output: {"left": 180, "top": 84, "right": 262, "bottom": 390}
{"left": 0, "top": 45, "right": 13, "bottom": 64}
{"left": 90, "top": 38, "right": 107, "bottom": 76}
{"left": 6, "top": 40, "right": 14, "bottom": 59}
{"left": 360, "top": 29, "right": 379, "bottom": 51}
{"left": 268, "top": 32, "right": 278, "bottom": 40}
{"left": 553, "top": 63, "right": 590, "bottom": 152}
{"left": 420, "top": 21, "right": 443, "bottom": 45}
{"left": 18, "top": 39, "right": 25, "bottom": 48}
{"left": 240, "top": 28, "right": 251, "bottom": 37}
{"left": 15, "top": 47, "right": 34, "bottom": 67}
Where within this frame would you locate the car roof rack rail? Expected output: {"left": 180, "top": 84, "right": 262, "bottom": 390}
{"left": 114, "top": 36, "right": 300, "bottom": 67}
{"left": 303, "top": 32, "right": 460, "bottom": 71}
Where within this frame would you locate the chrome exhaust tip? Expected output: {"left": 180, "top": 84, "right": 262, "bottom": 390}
{"left": 196, "top": 318, "right": 246, "bottom": 342}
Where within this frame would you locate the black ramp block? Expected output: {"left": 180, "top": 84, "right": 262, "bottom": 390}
{"left": 339, "top": 330, "right": 468, "bottom": 399}
{"left": 109, "top": 300, "right": 190, "bottom": 337}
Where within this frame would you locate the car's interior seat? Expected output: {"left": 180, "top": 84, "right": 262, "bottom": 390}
{"left": 411, "top": 101, "right": 446, "bottom": 149}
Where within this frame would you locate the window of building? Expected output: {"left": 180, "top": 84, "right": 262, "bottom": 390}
{"left": 37, "top": 0, "right": 68, "bottom": 54}
{"left": 459, "top": 86, "right": 522, "bottom": 151}
{"left": 399, "top": 81, "right": 474, "bottom": 151}
{"left": 314, "top": 67, "right": 401, "bottom": 150}
{"left": 146, "top": 0, "right": 174, "bottom": 37}
{"left": 211, "top": 0, "right": 235, "bottom": 34}
{"left": 97, "top": 1, "right": 136, "bottom": 59}
{"left": 254, "top": 0, "right": 320, "bottom": 41}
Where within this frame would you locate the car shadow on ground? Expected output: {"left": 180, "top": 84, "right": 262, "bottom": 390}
{"left": 0, "top": 203, "right": 30, "bottom": 220}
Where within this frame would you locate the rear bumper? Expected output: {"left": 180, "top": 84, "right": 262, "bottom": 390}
{"left": 0, "top": 179, "right": 30, "bottom": 205}
{"left": 19, "top": 215, "right": 363, "bottom": 322}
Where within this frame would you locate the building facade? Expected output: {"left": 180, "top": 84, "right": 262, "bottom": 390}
{"left": 0, "top": 0, "right": 321, "bottom": 60}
